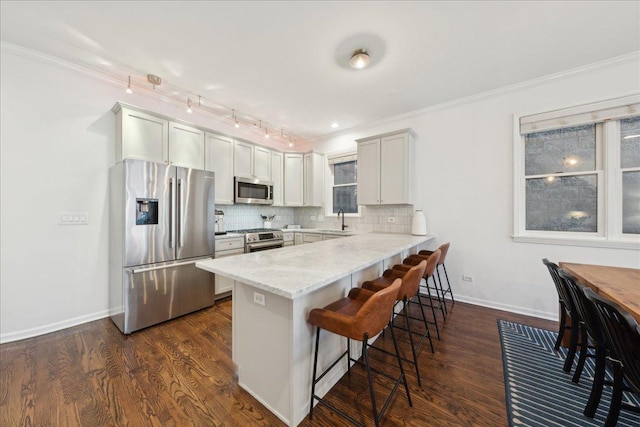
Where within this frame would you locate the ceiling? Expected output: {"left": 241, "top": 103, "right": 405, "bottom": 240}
{"left": 1, "top": 1, "right": 639, "bottom": 143}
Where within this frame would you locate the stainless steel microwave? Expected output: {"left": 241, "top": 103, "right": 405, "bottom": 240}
{"left": 234, "top": 176, "right": 274, "bottom": 205}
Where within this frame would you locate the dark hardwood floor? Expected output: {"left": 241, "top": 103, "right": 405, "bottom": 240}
{"left": 0, "top": 297, "right": 556, "bottom": 426}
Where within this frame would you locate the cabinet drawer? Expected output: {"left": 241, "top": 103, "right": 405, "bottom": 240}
{"left": 215, "top": 238, "right": 244, "bottom": 251}
{"left": 215, "top": 248, "right": 244, "bottom": 258}
{"left": 303, "top": 233, "right": 323, "bottom": 243}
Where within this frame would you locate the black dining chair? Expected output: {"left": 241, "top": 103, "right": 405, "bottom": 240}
{"left": 584, "top": 288, "right": 640, "bottom": 427}
{"left": 558, "top": 270, "right": 607, "bottom": 417}
{"left": 542, "top": 259, "right": 580, "bottom": 372}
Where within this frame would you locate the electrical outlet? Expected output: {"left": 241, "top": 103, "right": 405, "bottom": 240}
{"left": 275, "top": 215, "right": 281, "bottom": 221}
{"left": 310, "top": 215, "right": 316, "bottom": 221}
{"left": 253, "top": 292, "right": 266, "bottom": 306}
{"left": 461, "top": 275, "right": 475, "bottom": 283}
{"left": 387, "top": 217, "right": 396, "bottom": 223}
{"left": 317, "top": 215, "right": 324, "bottom": 222}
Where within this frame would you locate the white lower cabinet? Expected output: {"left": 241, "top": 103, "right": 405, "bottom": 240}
{"left": 303, "top": 233, "right": 323, "bottom": 244}
{"left": 214, "top": 236, "right": 244, "bottom": 295}
{"left": 283, "top": 231, "right": 294, "bottom": 246}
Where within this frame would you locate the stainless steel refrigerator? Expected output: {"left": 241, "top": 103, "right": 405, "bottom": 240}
{"left": 109, "top": 159, "right": 216, "bottom": 334}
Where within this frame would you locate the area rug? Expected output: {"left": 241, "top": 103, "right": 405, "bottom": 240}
{"left": 498, "top": 320, "right": 640, "bottom": 427}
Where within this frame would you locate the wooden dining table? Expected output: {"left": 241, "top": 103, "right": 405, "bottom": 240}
{"left": 559, "top": 262, "right": 640, "bottom": 322}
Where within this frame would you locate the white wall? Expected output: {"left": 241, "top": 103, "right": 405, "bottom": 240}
{"left": 0, "top": 45, "right": 303, "bottom": 343}
{"left": 315, "top": 55, "right": 640, "bottom": 320}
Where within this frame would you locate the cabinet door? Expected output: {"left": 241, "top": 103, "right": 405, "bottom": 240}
{"left": 234, "top": 141, "right": 254, "bottom": 178}
{"left": 169, "top": 122, "right": 204, "bottom": 169}
{"left": 303, "top": 233, "right": 323, "bottom": 243}
{"left": 120, "top": 108, "right": 169, "bottom": 163}
{"left": 303, "top": 153, "right": 324, "bottom": 207}
{"left": 380, "top": 133, "right": 409, "bottom": 204}
{"left": 205, "top": 133, "right": 235, "bottom": 205}
{"left": 214, "top": 245, "right": 244, "bottom": 294}
{"left": 284, "top": 153, "right": 304, "bottom": 206}
{"left": 254, "top": 146, "right": 272, "bottom": 181}
{"left": 271, "top": 151, "right": 284, "bottom": 206}
{"left": 357, "top": 139, "right": 381, "bottom": 204}
{"left": 294, "top": 233, "right": 304, "bottom": 245}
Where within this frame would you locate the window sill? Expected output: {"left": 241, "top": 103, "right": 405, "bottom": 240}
{"left": 513, "top": 235, "right": 640, "bottom": 250}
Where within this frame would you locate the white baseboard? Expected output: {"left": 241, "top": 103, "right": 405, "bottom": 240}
{"left": 454, "top": 294, "right": 558, "bottom": 322}
{"left": 0, "top": 309, "right": 111, "bottom": 344}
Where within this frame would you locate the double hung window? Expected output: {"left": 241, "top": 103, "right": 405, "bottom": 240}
{"left": 514, "top": 95, "right": 640, "bottom": 248}
{"left": 328, "top": 153, "right": 358, "bottom": 214}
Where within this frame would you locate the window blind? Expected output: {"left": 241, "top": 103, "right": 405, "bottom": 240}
{"left": 520, "top": 94, "right": 640, "bottom": 135}
{"left": 327, "top": 153, "right": 357, "bottom": 165}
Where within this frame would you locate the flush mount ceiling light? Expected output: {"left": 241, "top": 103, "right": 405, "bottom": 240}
{"left": 147, "top": 74, "right": 162, "bottom": 89}
{"left": 350, "top": 49, "right": 370, "bottom": 69}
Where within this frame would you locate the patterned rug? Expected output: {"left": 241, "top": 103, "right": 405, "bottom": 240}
{"left": 498, "top": 320, "right": 640, "bottom": 427}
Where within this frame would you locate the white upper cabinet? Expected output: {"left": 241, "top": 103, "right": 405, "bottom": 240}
{"left": 304, "top": 152, "right": 324, "bottom": 207}
{"left": 356, "top": 129, "right": 415, "bottom": 205}
{"left": 271, "top": 151, "right": 284, "bottom": 206}
{"left": 204, "top": 133, "right": 235, "bottom": 205}
{"left": 234, "top": 141, "right": 271, "bottom": 181}
{"left": 284, "top": 153, "right": 304, "bottom": 206}
{"left": 113, "top": 104, "right": 205, "bottom": 168}
{"left": 234, "top": 141, "right": 254, "bottom": 178}
{"left": 114, "top": 105, "right": 169, "bottom": 164}
{"left": 169, "top": 122, "right": 204, "bottom": 169}
{"left": 254, "top": 146, "right": 272, "bottom": 181}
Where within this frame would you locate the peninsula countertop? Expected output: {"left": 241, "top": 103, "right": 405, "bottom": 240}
{"left": 196, "top": 233, "right": 434, "bottom": 299}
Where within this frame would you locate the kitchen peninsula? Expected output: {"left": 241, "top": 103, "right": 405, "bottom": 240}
{"left": 196, "top": 233, "right": 434, "bottom": 426}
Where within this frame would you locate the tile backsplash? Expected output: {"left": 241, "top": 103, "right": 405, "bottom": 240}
{"left": 296, "top": 205, "right": 415, "bottom": 233}
{"left": 218, "top": 204, "right": 416, "bottom": 233}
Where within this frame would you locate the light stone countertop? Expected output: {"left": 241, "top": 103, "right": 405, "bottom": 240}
{"left": 196, "top": 233, "right": 434, "bottom": 299}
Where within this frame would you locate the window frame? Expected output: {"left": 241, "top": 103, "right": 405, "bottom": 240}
{"left": 513, "top": 94, "right": 640, "bottom": 250}
{"left": 325, "top": 151, "right": 361, "bottom": 217}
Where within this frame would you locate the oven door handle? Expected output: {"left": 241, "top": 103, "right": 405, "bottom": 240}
{"left": 246, "top": 240, "right": 285, "bottom": 250}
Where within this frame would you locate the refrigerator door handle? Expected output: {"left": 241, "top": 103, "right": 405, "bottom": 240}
{"left": 130, "top": 258, "right": 212, "bottom": 274}
{"left": 169, "top": 177, "right": 175, "bottom": 249}
{"left": 177, "top": 178, "right": 183, "bottom": 247}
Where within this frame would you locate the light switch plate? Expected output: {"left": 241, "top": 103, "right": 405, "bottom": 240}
{"left": 59, "top": 212, "right": 89, "bottom": 225}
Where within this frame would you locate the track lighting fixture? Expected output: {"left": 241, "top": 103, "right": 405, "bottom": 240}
{"left": 122, "top": 72, "right": 300, "bottom": 148}
{"left": 147, "top": 74, "right": 162, "bottom": 89}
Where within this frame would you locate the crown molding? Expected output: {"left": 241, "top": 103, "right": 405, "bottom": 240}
{"left": 311, "top": 50, "right": 640, "bottom": 143}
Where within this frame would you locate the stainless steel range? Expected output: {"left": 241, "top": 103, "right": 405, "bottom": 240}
{"left": 228, "top": 228, "right": 284, "bottom": 252}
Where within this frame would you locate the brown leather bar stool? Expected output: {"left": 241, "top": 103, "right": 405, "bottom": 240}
{"left": 361, "top": 260, "right": 431, "bottom": 386}
{"left": 308, "top": 279, "right": 411, "bottom": 427}
{"left": 397, "top": 249, "right": 444, "bottom": 340}
{"left": 419, "top": 242, "right": 454, "bottom": 314}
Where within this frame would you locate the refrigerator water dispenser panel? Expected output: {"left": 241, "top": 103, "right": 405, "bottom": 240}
{"left": 136, "top": 198, "right": 158, "bottom": 225}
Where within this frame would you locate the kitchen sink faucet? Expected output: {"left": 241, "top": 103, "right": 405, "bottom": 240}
{"left": 337, "top": 209, "right": 349, "bottom": 231}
